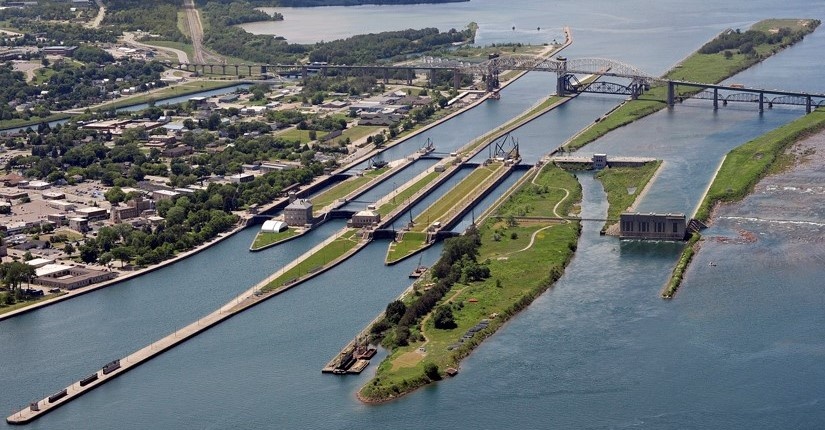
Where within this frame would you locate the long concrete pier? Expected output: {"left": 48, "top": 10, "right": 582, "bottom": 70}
{"left": 7, "top": 228, "right": 370, "bottom": 425}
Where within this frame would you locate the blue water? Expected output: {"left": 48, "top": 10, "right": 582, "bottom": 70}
{"left": 4, "top": 1, "right": 825, "bottom": 428}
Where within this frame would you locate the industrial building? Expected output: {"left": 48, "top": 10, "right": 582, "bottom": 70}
{"left": 619, "top": 212, "right": 687, "bottom": 240}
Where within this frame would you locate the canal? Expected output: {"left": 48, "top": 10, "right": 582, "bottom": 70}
{"left": 3, "top": 1, "right": 825, "bottom": 428}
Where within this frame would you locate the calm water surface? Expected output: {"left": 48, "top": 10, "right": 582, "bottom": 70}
{"left": 4, "top": 1, "right": 825, "bottom": 428}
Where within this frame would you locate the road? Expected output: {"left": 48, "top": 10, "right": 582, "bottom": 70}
{"left": 122, "top": 32, "right": 189, "bottom": 63}
{"left": 85, "top": 0, "right": 106, "bottom": 29}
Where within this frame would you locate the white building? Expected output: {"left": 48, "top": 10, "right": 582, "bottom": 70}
{"left": 260, "top": 220, "right": 288, "bottom": 233}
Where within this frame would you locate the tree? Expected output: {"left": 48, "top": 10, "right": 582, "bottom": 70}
{"left": 1, "top": 261, "right": 35, "bottom": 296}
{"left": 433, "top": 305, "right": 457, "bottom": 329}
{"left": 63, "top": 243, "right": 75, "bottom": 255}
{"left": 385, "top": 300, "right": 406, "bottom": 324}
{"left": 111, "top": 246, "right": 133, "bottom": 268}
{"left": 424, "top": 362, "right": 441, "bottom": 381}
{"left": 373, "top": 133, "right": 385, "bottom": 146}
{"left": 105, "top": 186, "right": 126, "bottom": 205}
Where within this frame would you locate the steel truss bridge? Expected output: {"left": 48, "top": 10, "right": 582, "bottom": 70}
{"left": 164, "top": 55, "right": 825, "bottom": 113}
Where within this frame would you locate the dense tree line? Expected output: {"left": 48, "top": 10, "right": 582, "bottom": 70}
{"left": 199, "top": 1, "right": 281, "bottom": 26}
{"left": 104, "top": 0, "right": 185, "bottom": 42}
{"left": 699, "top": 22, "right": 820, "bottom": 55}
{"left": 371, "top": 226, "right": 489, "bottom": 347}
{"left": 7, "top": 21, "right": 119, "bottom": 44}
{"left": 308, "top": 27, "right": 474, "bottom": 64}
{"left": 0, "top": 1, "right": 86, "bottom": 21}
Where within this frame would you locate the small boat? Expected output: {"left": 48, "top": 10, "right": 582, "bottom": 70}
{"left": 409, "top": 255, "right": 427, "bottom": 278}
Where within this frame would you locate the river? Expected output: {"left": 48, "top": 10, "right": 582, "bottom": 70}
{"left": 4, "top": 1, "right": 825, "bottom": 428}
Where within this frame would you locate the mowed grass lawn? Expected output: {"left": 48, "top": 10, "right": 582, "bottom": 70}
{"left": 411, "top": 164, "right": 500, "bottom": 232}
{"left": 386, "top": 231, "right": 428, "bottom": 263}
{"left": 497, "top": 164, "right": 582, "bottom": 218}
{"left": 311, "top": 167, "right": 388, "bottom": 214}
{"left": 260, "top": 229, "right": 360, "bottom": 292}
{"left": 276, "top": 128, "right": 314, "bottom": 144}
{"left": 250, "top": 228, "right": 300, "bottom": 250}
{"left": 595, "top": 161, "right": 661, "bottom": 222}
{"left": 378, "top": 171, "right": 441, "bottom": 216}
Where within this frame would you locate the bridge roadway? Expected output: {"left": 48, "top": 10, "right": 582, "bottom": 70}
{"left": 7, "top": 38, "right": 586, "bottom": 423}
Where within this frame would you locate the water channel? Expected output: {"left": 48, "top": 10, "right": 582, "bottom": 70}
{"left": 3, "top": 1, "right": 825, "bottom": 428}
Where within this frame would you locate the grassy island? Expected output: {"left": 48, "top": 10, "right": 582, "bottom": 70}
{"left": 249, "top": 228, "right": 301, "bottom": 252}
{"left": 668, "top": 108, "right": 825, "bottom": 298}
{"left": 565, "top": 19, "right": 821, "bottom": 151}
{"left": 694, "top": 109, "right": 825, "bottom": 221}
{"left": 594, "top": 161, "right": 662, "bottom": 230}
{"left": 359, "top": 165, "right": 581, "bottom": 403}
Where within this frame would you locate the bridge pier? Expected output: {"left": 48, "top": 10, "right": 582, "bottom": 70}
{"left": 713, "top": 88, "right": 718, "bottom": 110}
{"left": 759, "top": 92, "right": 764, "bottom": 113}
{"left": 555, "top": 56, "right": 567, "bottom": 97}
{"left": 209, "top": 65, "right": 214, "bottom": 74}
{"left": 452, "top": 69, "right": 461, "bottom": 89}
{"left": 384, "top": 68, "right": 389, "bottom": 84}
{"left": 667, "top": 81, "right": 675, "bottom": 108}
{"left": 806, "top": 96, "right": 812, "bottom": 114}
{"left": 247, "top": 65, "right": 252, "bottom": 76}
{"left": 222, "top": 65, "right": 226, "bottom": 74}
{"left": 302, "top": 66, "right": 308, "bottom": 81}
{"left": 406, "top": 68, "right": 413, "bottom": 85}
{"left": 234, "top": 65, "right": 239, "bottom": 76}
{"left": 261, "top": 65, "right": 267, "bottom": 75}
{"left": 428, "top": 69, "right": 435, "bottom": 87}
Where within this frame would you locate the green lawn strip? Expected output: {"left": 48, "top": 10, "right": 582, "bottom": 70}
{"left": 565, "top": 19, "right": 819, "bottom": 151}
{"left": 276, "top": 128, "right": 314, "bottom": 144}
{"left": 250, "top": 228, "right": 300, "bottom": 250}
{"left": 0, "top": 113, "right": 72, "bottom": 132}
{"left": 386, "top": 231, "right": 428, "bottom": 263}
{"left": 661, "top": 232, "right": 701, "bottom": 299}
{"left": 143, "top": 39, "right": 195, "bottom": 61}
{"left": 694, "top": 109, "right": 825, "bottom": 222}
{"left": 311, "top": 177, "right": 371, "bottom": 213}
{"left": 361, "top": 167, "right": 581, "bottom": 400}
{"left": 90, "top": 80, "right": 238, "bottom": 111}
{"left": 750, "top": 19, "right": 813, "bottom": 33}
{"left": 176, "top": 11, "right": 190, "bottom": 39}
{"left": 341, "top": 125, "right": 382, "bottom": 142}
{"left": 378, "top": 171, "right": 441, "bottom": 217}
{"left": 0, "top": 292, "right": 66, "bottom": 317}
{"left": 259, "top": 229, "right": 359, "bottom": 293}
{"left": 311, "top": 167, "right": 389, "bottom": 214}
{"left": 594, "top": 161, "right": 661, "bottom": 223}
{"left": 411, "top": 165, "right": 499, "bottom": 232}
